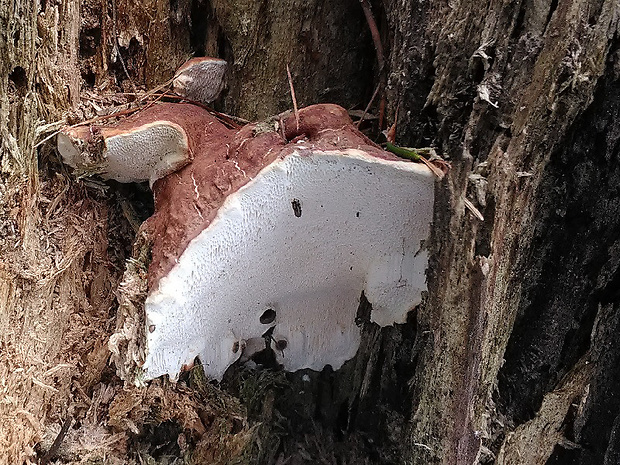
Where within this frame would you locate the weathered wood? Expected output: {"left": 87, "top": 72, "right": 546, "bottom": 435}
{"left": 209, "top": 0, "right": 374, "bottom": 120}
{"left": 0, "top": 2, "right": 125, "bottom": 464}
{"left": 2, "top": 0, "right": 620, "bottom": 464}
{"left": 384, "top": 0, "right": 620, "bottom": 463}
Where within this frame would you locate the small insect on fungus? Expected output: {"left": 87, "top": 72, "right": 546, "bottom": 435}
{"left": 291, "top": 198, "right": 302, "bottom": 217}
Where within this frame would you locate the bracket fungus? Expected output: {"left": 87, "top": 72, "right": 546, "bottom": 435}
{"left": 135, "top": 103, "right": 436, "bottom": 381}
{"left": 57, "top": 103, "right": 220, "bottom": 186}
{"left": 57, "top": 57, "right": 227, "bottom": 185}
{"left": 173, "top": 57, "right": 227, "bottom": 104}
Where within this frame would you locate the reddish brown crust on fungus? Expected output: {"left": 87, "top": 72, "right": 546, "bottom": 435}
{"left": 281, "top": 104, "right": 400, "bottom": 161}
{"left": 144, "top": 104, "right": 392, "bottom": 291}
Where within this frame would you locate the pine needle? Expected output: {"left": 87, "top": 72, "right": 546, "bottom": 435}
{"left": 385, "top": 142, "right": 446, "bottom": 178}
{"left": 463, "top": 197, "right": 484, "bottom": 221}
{"left": 356, "top": 81, "right": 381, "bottom": 129}
{"left": 286, "top": 64, "right": 300, "bottom": 131}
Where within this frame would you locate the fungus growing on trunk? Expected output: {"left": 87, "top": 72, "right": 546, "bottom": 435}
{"left": 139, "top": 104, "right": 435, "bottom": 381}
{"left": 57, "top": 103, "right": 220, "bottom": 185}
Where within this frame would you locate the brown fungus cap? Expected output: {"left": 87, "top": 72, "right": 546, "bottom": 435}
{"left": 173, "top": 57, "right": 227, "bottom": 104}
{"left": 145, "top": 104, "right": 387, "bottom": 290}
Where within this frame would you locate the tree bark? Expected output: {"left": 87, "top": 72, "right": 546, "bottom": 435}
{"left": 384, "top": 1, "right": 620, "bottom": 463}
{"left": 1, "top": 0, "right": 619, "bottom": 464}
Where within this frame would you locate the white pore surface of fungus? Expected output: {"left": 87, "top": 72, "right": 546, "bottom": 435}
{"left": 103, "top": 122, "right": 190, "bottom": 185}
{"left": 56, "top": 132, "right": 85, "bottom": 170}
{"left": 144, "top": 148, "right": 434, "bottom": 381}
{"left": 57, "top": 121, "right": 190, "bottom": 186}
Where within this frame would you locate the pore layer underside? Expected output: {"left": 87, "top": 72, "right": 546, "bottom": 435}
{"left": 144, "top": 148, "right": 434, "bottom": 380}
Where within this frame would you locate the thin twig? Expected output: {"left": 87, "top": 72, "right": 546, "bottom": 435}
{"left": 111, "top": 0, "right": 138, "bottom": 95}
{"left": 157, "top": 91, "right": 245, "bottom": 128}
{"left": 359, "top": 0, "right": 385, "bottom": 72}
{"left": 137, "top": 75, "right": 176, "bottom": 103}
{"left": 37, "top": 87, "right": 244, "bottom": 150}
{"left": 286, "top": 64, "right": 300, "bottom": 131}
{"left": 359, "top": 0, "right": 387, "bottom": 130}
{"left": 412, "top": 442, "right": 433, "bottom": 453}
{"left": 41, "top": 417, "right": 72, "bottom": 464}
{"left": 356, "top": 81, "right": 381, "bottom": 128}
{"left": 34, "top": 106, "right": 142, "bottom": 149}
{"left": 35, "top": 130, "right": 65, "bottom": 149}
{"left": 417, "top": 154, "right": 446, "bottom": 178}
{"left": 464, "top": 197, "right": 484, "bottom": 221}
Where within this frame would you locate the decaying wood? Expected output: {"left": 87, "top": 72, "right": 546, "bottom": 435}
{"left": 209, "top": 0, "right": 375, "bottom": 120}
{"left": 385, "top": 0, "right": 620, "bottom": 463}
{"left": 2, "top": 0, "right": 620, "bottom": 464}
{"left": 0, "top": 2, "right": 108, "bottom": 464}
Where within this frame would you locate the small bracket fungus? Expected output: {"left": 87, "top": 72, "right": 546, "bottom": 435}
{"left": 57, "top": 103, "right": 222, "bottom": 186}
{"left": 173, "top": 57, "right": 227, "bottom": 104}
{"left": 138, "top": 104, "right": 436, "bottom": 381}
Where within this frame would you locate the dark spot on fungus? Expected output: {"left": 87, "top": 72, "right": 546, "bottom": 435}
{"left": 275, "top": 339, "right": 288, "bottom": 351}
{"left": 232, "top": 341, "right": 240, "bottom": 353}
{"left": 260, "top": 308, "right": 276, "bottom": 324}
{"left": 149, "top": 325, "right": 156, "bottom": 333}
{"left": 291, "top": 198, "right": 302, "bottom": 217}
